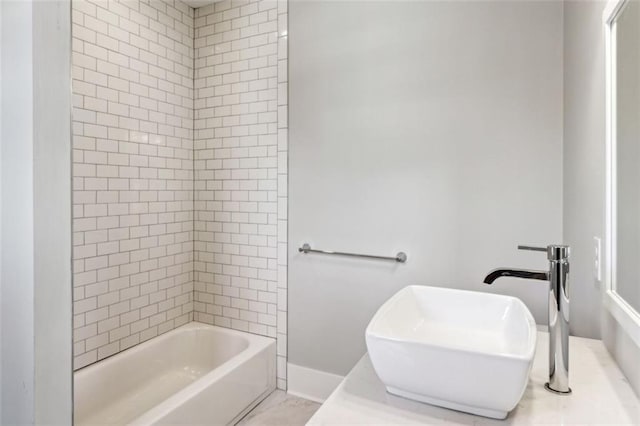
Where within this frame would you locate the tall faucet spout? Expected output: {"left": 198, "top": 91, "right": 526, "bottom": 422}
{"left": 483, "top": 244, "right": 571, "bottom": 395}
{"left": 483, "top": 268, "right": 550, "bottom": 284}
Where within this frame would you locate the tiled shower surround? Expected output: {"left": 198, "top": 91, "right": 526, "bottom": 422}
{"left": 72, "top": 0, "right": 288, "bottom": 387}
{"left": 192, "top": 0, "right": 288, "bottom": 388}
{"left": 72, "top": 0, "right": 195, "bottom": 369}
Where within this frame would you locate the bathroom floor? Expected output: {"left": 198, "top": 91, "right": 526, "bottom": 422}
{"left": 236, "top": 391, "right": 321, "bottom": 426}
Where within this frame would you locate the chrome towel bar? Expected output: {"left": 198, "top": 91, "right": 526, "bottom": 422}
{"left": 298, "top": 243, "right": 407, "bottom": 263}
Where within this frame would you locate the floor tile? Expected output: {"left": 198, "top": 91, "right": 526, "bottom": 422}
{"left": 236, "top": 390, "right": 321, "bottom": 426}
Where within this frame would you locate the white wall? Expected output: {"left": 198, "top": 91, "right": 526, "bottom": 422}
{"left": 71, "top": 0, "right": 196, "bottom": 369}
{"left": 1, "top": 2, "right": 35, "bottom": 421}
{"left": 1, "top": 0, "right": 72, "bottom": 423}
{"left": 563, "top": 0, "right": 640, "bottom": 397}
{"left": 289, "top": 0, "right": 564, "bottom": 375}
{"left": 33, "top": 1, "right": 73, "bottom": 422}
{"left": 0, "top": 3, "right": 3, "bottom": 419}
{"left": 192, "top": 0, "right": 289, "bottom": 389}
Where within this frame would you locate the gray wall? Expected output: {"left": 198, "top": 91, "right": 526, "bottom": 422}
{"left": 289, "top": 0, "right": 564, "bottom": 375}
{"left": 563, "top": 0, "right": 640, "bottom": 396}
{"left": 615, "top": 0, "right": 640, "bottom": 313}
{"left": 562, "top": 0, "right": 606, "bottom": 340}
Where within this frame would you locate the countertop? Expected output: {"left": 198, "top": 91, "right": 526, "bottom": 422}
{"left": 307, "top": 332, "right": 640, "bottom": 425}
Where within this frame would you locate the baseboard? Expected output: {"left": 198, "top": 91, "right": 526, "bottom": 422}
{"left": 286, "top": 363, "right": 344, "bottom": 403}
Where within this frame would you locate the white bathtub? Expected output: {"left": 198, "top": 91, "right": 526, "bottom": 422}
{"left": 74, "top": 322, "right": 276, "bottom": 425}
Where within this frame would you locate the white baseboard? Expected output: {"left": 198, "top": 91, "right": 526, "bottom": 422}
{"left": 286, "top": 363, "right": 344, "bottom": 403}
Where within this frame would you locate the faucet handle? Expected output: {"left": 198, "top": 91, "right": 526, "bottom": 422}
{"left": 518, "top": 244, "right": 570, "bottom": 261}
{"left": 517, "top": 245, "right": 547, "bottom": 252}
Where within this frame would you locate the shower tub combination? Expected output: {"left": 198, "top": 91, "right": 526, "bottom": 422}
{"left": 74, "top": 322, "right": 276, "bottom": 425}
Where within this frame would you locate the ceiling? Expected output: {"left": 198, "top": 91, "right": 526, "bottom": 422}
{"left": 182, "top": 0, "right": 220, "bottom": 9}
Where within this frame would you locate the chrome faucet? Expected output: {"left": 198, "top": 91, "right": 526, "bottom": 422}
{"left": 483, "top": 244, "right": 571, "bottom": 395}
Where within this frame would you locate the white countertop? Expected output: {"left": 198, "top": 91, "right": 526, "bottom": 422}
{"left": 308, "top": 332, "right": 640, "bottom": 425}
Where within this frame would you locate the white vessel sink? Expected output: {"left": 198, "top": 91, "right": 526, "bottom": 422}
{"left": 365, "top": 285, "right": 537, "bottom": 419}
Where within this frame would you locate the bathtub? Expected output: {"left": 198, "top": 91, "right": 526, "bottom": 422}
{"left": 74, "top": 322, "right": 276, "bottom": 425}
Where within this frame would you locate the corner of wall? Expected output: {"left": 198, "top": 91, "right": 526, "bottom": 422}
{"left": 191, "top": 0, "right": 289, "bottom": 390}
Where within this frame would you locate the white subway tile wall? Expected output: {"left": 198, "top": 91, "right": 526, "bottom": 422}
{"left": 72, "top": 0, "right": 288, "bottom": 388}
{"left": 72, "top": 0, "right": 195, "bottom": 369}
{"left": 192, "top": 0, "right": 288, "bottom": 388}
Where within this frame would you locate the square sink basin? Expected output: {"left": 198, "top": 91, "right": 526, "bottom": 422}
{"left": 365, "top": 285, "right": 537, "bottom": 419}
